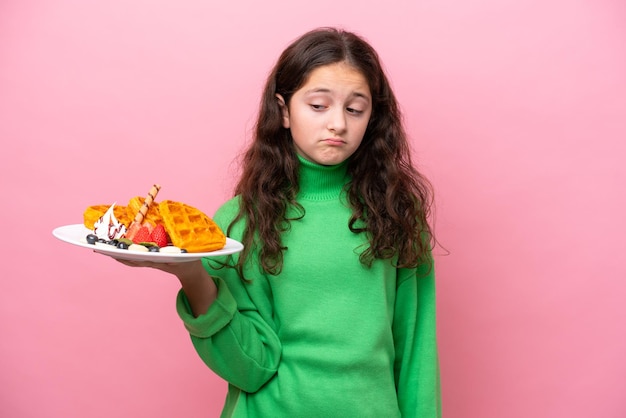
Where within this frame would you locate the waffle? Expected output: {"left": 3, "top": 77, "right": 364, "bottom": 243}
{"left": 158, "top": 200, "right": 226, "bottom": 252}
{"left": 127, "top": 196, "right": 163, "bottom": 227}
{"left": 83, "top": 204, "right": 132, "bottom": 229}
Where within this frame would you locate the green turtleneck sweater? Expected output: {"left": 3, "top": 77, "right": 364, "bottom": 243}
{"left": 176, "top": 157, "right": 441, "bottom": 417}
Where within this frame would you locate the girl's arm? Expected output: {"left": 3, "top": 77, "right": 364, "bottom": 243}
{"left": 170, "top": 260, "right": 217, "bottom": 317}
{"left": 176, "top": 263, "right": 282, "bottom": 393}
{"left": 393, "top": 261, "right": 442, "bottom": 418}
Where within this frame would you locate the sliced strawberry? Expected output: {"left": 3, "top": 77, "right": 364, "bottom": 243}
{"left": 132, "top": 226, "right": 151, "bottom": 244}
{"left": 142, "top": 221, "right": 155, "bottom": 234}
{"left": 125, "top": 222, "right": 142, "bottom": 240}
{"left": 149, "top": 224, "right": 168, "bottom": 247}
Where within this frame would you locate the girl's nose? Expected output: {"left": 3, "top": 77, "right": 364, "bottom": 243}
{"left": 327, "top": 108, "right": 347, "bottom": 133}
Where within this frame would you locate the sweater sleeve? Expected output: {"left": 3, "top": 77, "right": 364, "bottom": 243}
{"left": 393, "top": 260, "right": 442, "bottom": 418}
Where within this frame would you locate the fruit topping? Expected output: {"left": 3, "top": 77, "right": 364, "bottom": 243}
{"left": 128, "top": 244, "right": 149, "bottom": 252}
{"left": 149, "top": 224, "right": 168, "bottom": 247}
{"left": 131, "top": 226, "right": 151, "bottom": 244}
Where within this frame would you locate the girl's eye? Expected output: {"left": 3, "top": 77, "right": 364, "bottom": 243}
{"left": 310, "top": 104, "right": 326, "bottom": 110}
{"left": 347, "top": 107, "right": 364, "bottom": 115}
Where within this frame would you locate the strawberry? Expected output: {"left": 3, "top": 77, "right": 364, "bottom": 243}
{"left": 149, "top": 224, "right": 168, "bottom": 247}
{"left": 143, "top": 222, "right": 155, "bottom": 234}
{"left": 131, "top": 225, "right": 151, "bottom": 244}
{"left": 125, "top": 222, "right": 142, "bottom": 240}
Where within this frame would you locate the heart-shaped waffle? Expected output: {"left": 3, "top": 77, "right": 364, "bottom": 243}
{"left": 158, "top": 200, "right": 226, "bottom": 252}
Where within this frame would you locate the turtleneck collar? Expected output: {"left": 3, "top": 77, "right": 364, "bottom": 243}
{"left": 296, "top": 154, "right": 350, "bottom": 201}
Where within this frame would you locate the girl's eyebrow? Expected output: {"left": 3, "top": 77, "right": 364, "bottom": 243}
{"left": 304, "top": 88, "right": 371, "bottom": 102}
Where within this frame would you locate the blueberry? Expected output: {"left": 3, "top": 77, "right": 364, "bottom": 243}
{"left": 86, "top": 234, "right": 98, "bottom": 245}
{"left": 117, "top": 242, "right": 129, "bottom": 250}
{"left": 148, "top": 246, "right": 160, "bottom": 252}
{"left": 108, "top": 239, "right": 119, "bottom": 246}
{"left": 180, "top": 249, "right": 188, "bottom": 253}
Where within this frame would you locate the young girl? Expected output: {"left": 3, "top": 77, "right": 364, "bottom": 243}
{"left": 118, "top": 27, "right": 441, "bottom": 418}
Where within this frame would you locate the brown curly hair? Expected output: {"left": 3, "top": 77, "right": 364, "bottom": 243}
{"left": 229, "top": 27, "right": 434, "bottom": 277}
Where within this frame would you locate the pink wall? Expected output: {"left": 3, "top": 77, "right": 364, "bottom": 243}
{"left": 1, "top": 1, "right": 624, "bottom": 417}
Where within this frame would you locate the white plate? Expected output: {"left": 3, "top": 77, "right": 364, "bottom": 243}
{"left": 52, "top": 224, "right": 243, "bottom": 263}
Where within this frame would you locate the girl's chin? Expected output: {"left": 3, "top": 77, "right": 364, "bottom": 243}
{"left": 298, "top": 151, "right": 352, "bottom": 166}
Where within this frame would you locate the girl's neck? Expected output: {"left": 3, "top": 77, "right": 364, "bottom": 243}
{"left": 296, "top": 154, "right": 349, "bottom": 201}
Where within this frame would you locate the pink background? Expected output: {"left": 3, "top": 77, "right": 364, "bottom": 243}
{"left": 1, "top": 1, "right": 625, "bottom": 417}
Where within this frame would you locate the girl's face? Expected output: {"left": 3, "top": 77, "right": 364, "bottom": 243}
{"left": 277, "top": 62, "right": 372, "bottom": 166}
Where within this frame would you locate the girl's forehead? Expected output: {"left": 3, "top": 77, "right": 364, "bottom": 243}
{"left": 299, "top": 63, "right": 370, "bottom": 95}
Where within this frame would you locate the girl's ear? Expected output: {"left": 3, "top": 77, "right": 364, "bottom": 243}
{"left": 276, "top": 94, "right": 290, "bottom": 129}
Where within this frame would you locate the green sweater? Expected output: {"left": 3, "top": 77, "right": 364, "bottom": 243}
{"left": 176, "top": 157, "right": 441, "bottom": 417}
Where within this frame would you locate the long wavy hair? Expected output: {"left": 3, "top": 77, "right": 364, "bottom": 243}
{"left": 229, "top": 27, "right": 434, "bottom": 277}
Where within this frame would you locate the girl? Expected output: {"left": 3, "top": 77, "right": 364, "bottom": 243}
{"left": 118, "top": 27, "right": 441, "bottom": 418}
